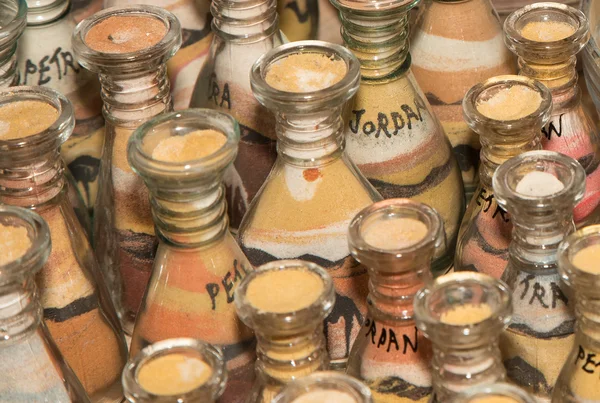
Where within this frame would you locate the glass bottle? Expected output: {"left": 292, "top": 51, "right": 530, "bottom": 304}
{"left": 0, "top": 205, "right": 90, "bottom": 403}
{"left": 190, "top": 0, "right": 284, "bottom": 232}
{"left": 453, "top": 383, "right": 537, "bottom": 403}
{"left": 331, "top": 0, "right": 465, "bottom": 275}
{"left": 72, "top": 5, "right": 182, "bottom": 334}
{"left": 0, "top": 86, "right": 127, "bottom": 402}
{"left": 410, "top": 0, "right": 516, "bottom": 200}
{"left": 273, "top": 371, "right": 373, "bottom": 403}
{"left": 0, "top": 0, "right": 26, "bottom": 88}
{"left": 123, "top": 338, "right": 227, "bottom": 403}
{"left": 346, "top": 198, "right": 443, "bottom": 402}
{"left": 18, "top": 0, "right": 105, "bottom": 215}
{"left": 240, "top": 40, "right": 382, "bottom": 367}
{"left": 554, "top": 225, "right": 600, "bottom": 402}
{"left": 277, "top": 0, "right": 319, "bottom": 41}
{"left": 128, "top": 109, "right": 256, "bottom": 402}
{"left": 234, "top": 260, "right": 336, "bottom": 403}
{"left": 492, "top": 150, "right": 585, "bottom": 401}
{"left": 504, "top": 2, "right": 600, "bottom": 227}
{"left": 454, "top": 75, "right": 552, "bottom": 279}
{"left": 103, "top": 0, "right": 214, "bottom": 111}
{"left": 414, "top": 272, "right": 513, "bottom": 401}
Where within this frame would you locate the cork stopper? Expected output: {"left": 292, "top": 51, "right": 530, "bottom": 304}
{"left": 292, "top": 390, "right": 357, "bottom": 403}
{"left": 476, "top": 85, "right": 542, "bottom": 121}
{"left": 84, "top": 15, "right": 167, "bottom": 53}
{"left": 471, "top": 397, "right": 519, "bottom": 403}
{"left": 572, "top": 244, "right": 600, "bottom": 274}
{"left": 440, "top": 303, "right": 493, "bottom": 325}
{"left": 137, "top": 353, "right": 213, "bottom": 396}
{"left": 246, "top": 269, "right": 324, "bottom": 313}
{"left": 151, "top": 130, "right": 227, "bottom": 163}
{"left": 519, "top": 21, "right": 576, "bottom": 42}
{"left": 0, "top": 101, "right": 58, "bottom": 140}
{"left": 515, "top": 171, "right": 564, "bottom": 197}
{"left": 362, "top": 217, "right": 427, "bottom": 250}
{"left": 265, "top": 53, "right": 346, "bottom": 92}
{"left": 0, "top": 223, "right": 32, "bottom": 266}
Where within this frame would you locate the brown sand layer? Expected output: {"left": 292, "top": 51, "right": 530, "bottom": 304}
{"left": 476, "top": 85, "right": 542, "bottom": 121}
{"left": 266, "top": 53, "right": 346, "bottom": 92}
{"left": 0, "top": 101, "right": 58, "bottom": 140}
{"left": 137, "top": 353, "right": 212, "bottom": 395}
{"left": 440, "top": 303, "right": 493, "bottom": 325}
{"left": 0, "top": 223, "right": 32, "bottom": 265}
{"left": 151, "top": 129, "right": 227, "bottom": 162}
{"left": 520, "top": 21, "right": 576, "bottom": 42}
{"left": 362, "top": 217, "right": 427, "bottom": 250}
{"left": 85, "top": 15, "right": 167, "bottom": 53}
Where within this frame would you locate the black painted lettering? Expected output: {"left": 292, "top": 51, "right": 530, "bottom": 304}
{"left": 23, "top": 59, "right": 37, "bottom": 85}
{"left": 542, "top": 114, "right": 564, "bottom": 140}
{"left": 550, "top": 282, "right": 569, "bottom": 308}
{"left": 206, "top": 283, "right": 220, "bottom": 310}
{"left": 221, "top": 82, "right": 231, "bottom": 109}
{"left": 376, "top": 112, "right": 392, "bottom": 138}
{"left": 350, "top": 109, "right": 365, "bottom": 134}
{"left": 367, "top": 319, "right": 376, "bottom": 344}
{"left": 61, "top": 50, "right": 80, "bottom": 75}
{"left": 403, "top": 326, "right": 418, "bottom": 354}
{"left": 414, "top": 96, "right": 427, "bottom": 121}
{"left": 363, "top": 121, "right": 376, "bottom": 136}
{"left": 222, "top": 272, "right": 235, "bottom": 304}
{"left": 38, "top": 56, "right": 51, "bottom": 85}
{"left": 582, "top": 353, "right": 599, "bottom": 374}
{"left": 529, "top": 282, "right": 549, "bottom": 308}
{"left": 377, "top": 327, "right": 387, "bottom": 348}
{"left": 401, "top": 104, "right": 422, "bottom": 130}
{"left": 576, "top": 345, "right": 586, "bottom": 364}
{"left": 49, "top": 48, "right": 62, "bottom": 81}
{"left": 519, "top": 275, "right": 534, "bottom": 300}
{"left": 388, "top": 329, "right": 399, "bottom": 352}
{"left": 209, "top": 73, "right": 220, "bottom": 105}
{"left": 391, "top": 111, "right": 405, "bottom": 132}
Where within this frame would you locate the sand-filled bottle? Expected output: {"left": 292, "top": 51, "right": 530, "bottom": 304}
{"left": 414, "top": 272, "right": 512, "bottom": 401}
{"left": 234, "top": 260, "right": 336, "bottom": 402}
{"left": 505, "top": 2, "right": 600, "bottom": 227}
{"left": 274, "top": 372, "right": 374, "bottom": 403}
{"left": 411, "top": 0, "right": 516, "bottom": 199}
{"left": 346, "top": 199, "right": 441, "bottom": 402}
{"left": 72, "top": 6, "right": 182, "bottom": 334}
{"left": 492, "top": 150, "right": 585, "bottom": 402}
{"left": 239, "top": 40, "right": 382, "bottom": 367}
{"left": 0, "top": 87, "right": 127, "bottom": 402}
{"left": 18, "top": 0, "right": 105, "bottom": 215}
{"left": 0, "top": 0, "right": 26, "bottom": 88}
{"left": 553, "top": 225, "right": 600, "bottom": 402}
{"left": 190, "top": 0, "right": 284, "bottom": 232}
{"left": 123, "top": 338, "right": 227, "bottom": 403}
{"left": 454, "top": 383, "right": 537, "bottom": 403}
{"left": 278, "top": 0, "right": 319, "bottom": 41}
{"left": 0, "top": 205, "right": 90, "bottom": 403}
{"left": 331, "top": 0, "right": 465, "bottom": 275}
{"left": 128, "top": 109, "right": 255, "bottom": 402}
{"left": 103, "top": 0, "right": 213, "bottom": 111}
{"left": 454, "top": 75, "right": 552, "bottom": 278}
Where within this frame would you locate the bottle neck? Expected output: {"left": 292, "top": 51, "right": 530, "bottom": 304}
{"left": 518, "top": 56, "right": 578, "bottom": 104}
{"left": 508, "top": 204, "right": 574, "bottom": 271}
{"left": 0, "top": 149, "right": 65, "bottom": 207}
{"left": 211, "top": 0, "right": 279, "bottom": 43}
{"left": 100, "top": 65, "right": 172, "bottom": 128}
{"left": 0, "top": 44, "right": 18, "bottom": 89}
{"left": 338, "top": 9, "right": 410, "bottom": 79}
{"left": 26, "top": 0, "right": 69, "bottom": 25}
{"left": 256, "top": 326, "right": 328, "bottom": 387}
{"left": 0, "top": 277, "right": 42, "bottom": 343}
{"left": 276, "top": 109, "right": 345, "bottom": 166}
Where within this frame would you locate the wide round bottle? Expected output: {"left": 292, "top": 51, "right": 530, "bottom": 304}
{"left": 331, "top": 0, "right": 465, "bottom": 275}
{"left": 411, "top": 0, "right": 516, "bottom": 199}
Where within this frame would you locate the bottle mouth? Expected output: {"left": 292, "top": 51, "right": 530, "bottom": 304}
{"left": 25, "top": 0, "right": 68, "bottom": 25}
{"left": 453, "top": 382, "right": 536, "bottom": 403}
{"left": 558, "top": 224, "right": 600, "bottom": 291}
{"left": 330, "top": 0, "right": 419, "bottom": 14}
{"left": 0, "top": 0, "right": 26, "bottom": 47}
{"left": 273, "top": 371, "right": 373, "bottom": 403}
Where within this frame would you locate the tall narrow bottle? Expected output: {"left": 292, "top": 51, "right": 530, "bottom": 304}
{"left": 239, "top": 40, "right": 382, "bottom": 367}
{"left": 0, "top": 205, "right": 90, "bottom": 403}
{"left": 455, "top": 75, "right": 552, "bottom": 278}
{"left": 414, "top": 272, "right": 512, "bottom": 401}
{"left": 0, "top": 0, "right": 26, "bottom": 88}
{"left": 504, "top": 2, "right": 600, "bottom": 226}
{"left": 72, "top": 6, "right": 182, "bottom": 334}
{"left": 331, "top": 0, "right": 465, "bottom": 275}
{"left": 235, "top": 260, "right": 335, "bottom": 402}
{"left": 346, "top": 199, "right": 440, "bottom": 402}
{"left": 18, "top": 0, "right": 105, "bottom": 214}
{"left": 190, "top": 0, "right": 284, "bottom": 232}
{"left": 411, "top": 0, "right": 516, "bottom": 199}
{"left": 492, "top": 150, "right": 585, "bottom": 401}
{"left": 123, "top": 338, "right": 227, "bottom": 403}
{"left": 128, "top": 109, "right": 256, "bottom": 402}
{"left": 554, "top": 225, "right": 600, "bottom": 402}
{"left": 0, "top": 86, "right": 127, "bottom": 401}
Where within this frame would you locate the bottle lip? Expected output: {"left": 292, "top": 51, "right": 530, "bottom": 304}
{"left": 0, "top": 86, "right": 74, "bottom": 161}
{"left": 348, "top": 198, "right": 444, "bottom": 267}
{"left": 463, "top": 74, "right": 553, "bottom": 132}
{"left": 558, "top": 224, "right": 600, "bottom": 291}
{"left": 504, "top": 2, "right": 589, "bottom": 59}
{"left": 72, "top": 5, "right": 182, "bottom": 74}
{"left": 127, "top": 108, "right": 240, "bottom": 183}
{"left": 234, "top": 259, "right": 335, "bottom": 333}
{"left": 414, "top": 272, "right": 513, "bottom": 337}
{"left": 123, "top": 338, "right": 227, "bottom": 402}
{"left": 273, "top": 371, "right": 373, "bottom": 403}
{"left": 453, "top": 382, "right": 536, "bottom": 403}
{"left": 0, "top": 0, "right": 27, "bottom": 47}
{"left": 250, "top": 40, "right": 361, "bottom": 114}
{"left": 25, "top": 0, "right": 69, "bottom": 25}
{"left": 492, "top": 150, "right": 586, "bottom": 208}
{"left": 0, "top": 205, "right": 51, "bottom": 282}
{"left": 330, "top": 0, "right": 419, "bottom": 14}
